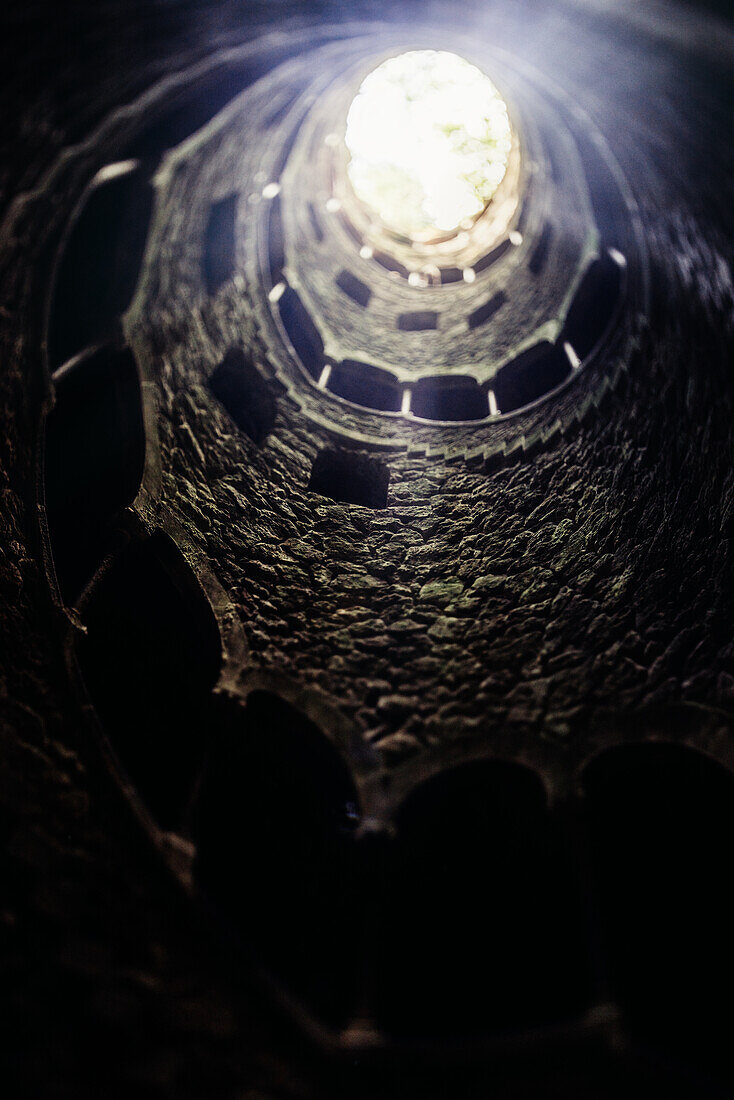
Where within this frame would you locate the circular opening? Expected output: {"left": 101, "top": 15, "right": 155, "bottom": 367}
{"left": 344, "top": 50, "right": 512, "bottom": 242}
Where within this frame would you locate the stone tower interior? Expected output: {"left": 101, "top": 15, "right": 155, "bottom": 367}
{"left": 1, "top": 1, "right": 734, "bottom": 1097}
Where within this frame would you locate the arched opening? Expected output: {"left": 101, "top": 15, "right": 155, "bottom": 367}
{"left": 76, "top": 534, "right": 222, "bottom": 831}
{"left": 582, "top": 742, "right": 734, "bottom": 1080}
{"left": 45, "top": 343, "right": 145, "bottom": 604}
{"left": 328, "top": 360, "right": 402, "bottom": 413}
{"left": 209, "top": 347, "right": 277, "bottom": 445}
{"left": 193, "top": 691, "right": 364, "bottom": 1026}
{"left": 48, "top": 163, "right": 153, "bottom": 369}
{"left": 202, "top": 194, "right": 238, "bottom": 295}
{"left": 373, "top": 760, "right": 591, "bottom": 1037}
{"left": 561, "top": 250, "right": 624, "bottom": 362}
{"left": 492, "top": 341, "right": 570, "bottom": 413}
{"left": 277, "top": 285, "right": 324, "bottom": 380}
{"left": 410, "top": 375, "right": 487, "bottom": 421}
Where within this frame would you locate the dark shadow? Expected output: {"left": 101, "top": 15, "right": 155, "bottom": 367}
{"left": 193, "top": 690, "right": 364, "bottom": 1026}
{"left": 561, "top": 251, "right": 623, "bottom": 361}
{"left": 528, "top": 222, "right": 553, "bottom": 276}
{"left": 309, "top": 449, "right": 389, "bottom": 509}
{"left": 124, "top": 50, "right": 308, "bottom": 165}
{"left": 473, "top": 236, "right": 512, "bottom": 273}
{"left": 373, "top": 761, "right": 592, "bottom": 1038}
{"left": 373, "top": 250, "right": 410, "bottom": 280}
{"left": 582, "top": 742, "right": 734, "bottom": 1082}
{"left": 77, "top": 533, "right": 222, "bottom": 831}
{"left": 202, "top": 194, "right": 238, "bottom": 295}
{"left": 268, "top": 194, "right": 285, "bottom": 287}
{"left": 268, "top": 121, "right": 302, "bottom": 181}
{"left": 572, "top": 129, "right": 625, "bottom": 249}
{"left": 277, "top": 286, "right": 324, "bottom": 380}
{"left": 48, "top": 165, "right": 153, "bottom": 369}
{"left": 468, "top": 290, "right": 507, "bottom": 330}
{"left": 336, "top": 269, "right": 372, "bottom": 309}
{"left": 411, "top": 375, "right": 487, "bottom": 421}
{"left": 397, "top": 311, "right": 438, "bottom": 332}
{"left": 336, "top": 210, "right": 363, "bottom": 247}
{"left": 262, "top": 90, "right": 302, "bottom": 129}
{"left": 307, "top": 203, "right": 325, "bottom": 243}
{"left": 45, "top": 343, "right": 145, "bottom": 604}
{"left": 328, "top": 361, "right": 402, "bottom": 413}
{"left": 492, "top": 341, "right": 571, "bottom": 413}
{"left": 209, "top": 347, "right": 276, "bottom": 445}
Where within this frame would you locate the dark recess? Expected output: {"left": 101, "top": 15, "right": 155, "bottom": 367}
{"left": 193, "top": 690, "right": 364, "bottom": 1026}
{"left": 336, "top": 269, "right": 372, "bottom": 308}
{"left": 337, "top": 210, "right": 363, "bottom": 246}
{"left": 278, "top": 286, "right": 324, "bottom": 380}
{"left": 516, "top": 181, "right": 532, "bottom": 234}
{"left": 48, "top": 165, "right": 153, "bottom": 369}
{"left": 528, "top": 222, "right": 553, "bottom": 276}
{"left": 77, "top": 533, "right": 222, "bottom": 831}
{"left": 473, "top": 236, "right": 512, "bottom": 273}
{"left": 307, "top": 202, "right": 325, "bottom": 243}
{"left": 561, "top": 251, "right": 623, "bottom": 360}
{"left": 328, "top": 360, "right": 402, "bottom": 413}
{"left": 268, "top": 194, "right": 285, "bottom": 286}
{"left": 397, "top": 310, "right": 438, "bottom": 332}
{"left": 262, "top": 89, "right": 302, "bottom": 128}
{"left": 202, "top": 194, "right": 238, "bottom": 295}
{"left": 125, "top": 70, "right": 264, "bottom": 162}
{"left": 373, "top": 761, "right": 592, "bottom": 1037}
{"left": 468, "top": 289, "right": 507, "bottom": 330}
{"left": 582, "top": 742, "right": 734, "bottom": 1084}
{"left": 209, "top": 347, "right": 276, "bottom": 444}
{"left": 493, "top": 341, "right": 571, "bottom": 413}
{"left": 45, "top": 343, "right": 145, "bottom": 603}
{"left": 309, "top": 449, "right": 389, "bottom": 508}
{"left": 268, "top": 120, "right": 303, "bottom": 181}
{"left": 546, "top": 139, "right": 562, "bottom": 184}
{"left": 122, "top": 45, "right": 319, "bottom": 165}
{"left": 411, "top": 375, "right": 487, "bottom": 421}
{"left": 572, "top": 128, "right": 625, "bottom": 247}
{"left": 373, "top": 250, "right": 410, "bottom": 280}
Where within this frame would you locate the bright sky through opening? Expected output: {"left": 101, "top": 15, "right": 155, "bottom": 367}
{"left": 345, "top": 50, "right": 512, "bottom": 239}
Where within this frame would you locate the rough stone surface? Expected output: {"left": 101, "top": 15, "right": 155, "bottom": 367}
{"left": 1, "top": 1, "right": 734, "bottom": 1097}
